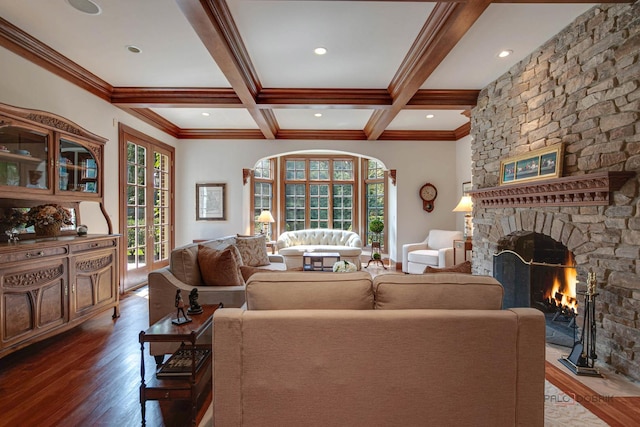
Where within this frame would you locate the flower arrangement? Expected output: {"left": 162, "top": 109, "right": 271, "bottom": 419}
{"left": 333, "top": 260, "right": 357, "bottom": 273}
{"left": 24, "top": 204, "right": 73, "bottom": 230}
{"left": 0, "top": 208, "right": 25, "bottom": 230}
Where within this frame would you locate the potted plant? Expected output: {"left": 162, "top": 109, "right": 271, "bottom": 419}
{"left": 369, "top": 218, "right": 384, "bottom": 242}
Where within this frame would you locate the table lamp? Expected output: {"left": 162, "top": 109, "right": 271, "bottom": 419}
{"left": 452, "top": 196, "right": 473, "bottom": 240}
{"left": 257, "top": 210, "right": 275, "bottom": 236}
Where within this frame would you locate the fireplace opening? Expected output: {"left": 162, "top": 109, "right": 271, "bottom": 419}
{"left": 493, "top": 232, "right": 578, "bottom": 347}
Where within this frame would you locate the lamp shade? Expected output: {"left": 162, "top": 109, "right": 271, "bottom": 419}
{"left": 452, "top": 196, "right": 473, "bottom": 213}
{"left": 257, "top": 210, "right": 275, "bottom": 223}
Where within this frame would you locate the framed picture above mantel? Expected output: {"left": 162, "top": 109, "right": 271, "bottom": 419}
{"left": 499, "top": 143, "right": 564, "bottom": 185}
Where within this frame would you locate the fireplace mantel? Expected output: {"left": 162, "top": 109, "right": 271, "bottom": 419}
{"left": 470, "top": 171, "right": 635, "bottom": 208}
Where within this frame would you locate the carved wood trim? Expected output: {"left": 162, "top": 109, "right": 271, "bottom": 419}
{"left": 470, "top": 172, "right": 636, "bottom": 208}
{"left": 76, "top": 254, "right": 113, "bottom": 272}
{"left": 4, "top": 265, "right": 64, "bottom": 288}
{"left": 0, "top": 102, "right": 107, "bottom": 143}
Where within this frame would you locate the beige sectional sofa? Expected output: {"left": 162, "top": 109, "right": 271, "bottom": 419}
{"left": 213, "top": 272, "right": 545, "bottom": 427}
{"left": 147, "top": 235, "right": 285, "bottom": 356}
{"left": 276, "top": 228, "right": 363, "bottom": 269}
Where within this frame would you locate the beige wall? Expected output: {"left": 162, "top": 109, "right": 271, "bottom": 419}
{"left": 0, "top": 45, "right": 471, "bottom": 264}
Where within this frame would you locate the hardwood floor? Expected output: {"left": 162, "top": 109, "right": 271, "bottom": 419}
{"left": 2, "top": 281, "right": 640, "bottom": 427}
{"left": 0, "top": 289, "right": 209, "bottom": 427}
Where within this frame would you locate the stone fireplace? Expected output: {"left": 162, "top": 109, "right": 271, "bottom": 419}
{"left": 470, "top": 3, "right": 640, "bottom": 380}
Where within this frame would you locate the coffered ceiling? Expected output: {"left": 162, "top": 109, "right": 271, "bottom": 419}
{"left": 0, "top": 0, "right": 629, "bottom": 141}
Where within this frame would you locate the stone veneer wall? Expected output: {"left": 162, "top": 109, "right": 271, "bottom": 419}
{"left": 471, "top": 2, "right": 640, "bottom": 379}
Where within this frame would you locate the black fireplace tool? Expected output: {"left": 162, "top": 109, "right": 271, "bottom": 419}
{"left": 559, "top": 272, "right": 601, "bottom": 377}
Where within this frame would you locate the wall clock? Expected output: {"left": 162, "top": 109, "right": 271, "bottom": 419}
{"left": 419, "top": 183, "right": 437, "bottom": 212}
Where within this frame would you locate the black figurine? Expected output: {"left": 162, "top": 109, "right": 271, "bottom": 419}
{"left": 171, "top": 289, "right": 192, "bottom": 325}
{"left": 187, "top": 288, "right": 203, "bottom": 315}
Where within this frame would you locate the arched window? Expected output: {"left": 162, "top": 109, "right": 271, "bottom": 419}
{"left": 251, "top": 154, "right": 386, "bottom": 248}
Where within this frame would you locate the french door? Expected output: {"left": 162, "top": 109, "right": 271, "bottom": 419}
{"left": 119, "top": 124, "right": 174, "bottom": 292}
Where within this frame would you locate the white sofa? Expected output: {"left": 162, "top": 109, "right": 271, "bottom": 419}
{"left": 402, "top": 229, "right": 463, "bottom": 274}
{"left": 276, "top": 229, "right": 363, "bottom": 270}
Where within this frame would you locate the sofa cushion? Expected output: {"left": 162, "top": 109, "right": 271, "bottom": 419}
{"left": 198, "top": 245, "right": 245, "bottom": 286}
{"left": 373, "top": 273, "right": 503, "bottom": 310}
{"left": 424, "top": 261, "right": 471, "bottom": 274}
{"left": 245, "top": 271, "right": 374, "bottom": 310}
{"left": 170, "top": 236, "right": 236, "bottom": 285}
{"left": 236, "top": 234, "right": 270, "bottom": 267}
{"left": 407, "top": 249, "right": 439, "bottom": 266}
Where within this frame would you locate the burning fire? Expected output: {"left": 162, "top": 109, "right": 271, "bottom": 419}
{"left": 543, "top": 252, "right": 578, "bottom": 311}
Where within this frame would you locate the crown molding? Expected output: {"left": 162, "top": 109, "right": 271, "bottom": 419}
{"left": 0, "top": 17, "right": 112, "bottom": 101}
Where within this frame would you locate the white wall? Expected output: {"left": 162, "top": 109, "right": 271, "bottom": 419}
{"left": 176, "top": 139, "right": 461, "bottom": 262}
{"left": 1, "top": 45, "right": 469, "bottom": 265}
{"left": 0, "top": 47, "right": 178, "bottom": 233}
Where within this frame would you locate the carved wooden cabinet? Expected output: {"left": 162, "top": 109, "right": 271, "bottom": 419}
{"left": 0, "top": 103, "right": 120, "bottom": 359}
{"left": 0, "top": 102, "right": 105, "bottom": 200}
{"left": 0, "top": 235, "right": 119, "bottom": 358}
{"left": 68, "top": 236, "right": 119, "bottom": 321}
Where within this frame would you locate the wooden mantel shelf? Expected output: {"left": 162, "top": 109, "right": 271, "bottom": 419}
{"left": 469, "top": 171, "right": 636, "bottom": 208}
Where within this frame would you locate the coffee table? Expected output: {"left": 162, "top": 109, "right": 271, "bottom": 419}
{"left": 303, "top": 252, "right": 340, "bottom": 271}
{"left": 139, "top": 303, "right": 222, "bottom": 426}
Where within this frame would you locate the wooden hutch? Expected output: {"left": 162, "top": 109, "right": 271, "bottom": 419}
{"left": 0, "top": 102, "right": 120, "bottom": 359}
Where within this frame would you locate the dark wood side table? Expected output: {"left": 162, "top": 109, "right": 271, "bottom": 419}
{"left": 139, "top": 303, "right": 222, "bottom": 426}
{"left": 454, "top": 239, "right": 472, "bottom": 264}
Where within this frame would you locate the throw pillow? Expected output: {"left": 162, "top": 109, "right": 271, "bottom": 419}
{"left": 235, "top": 234, "right": 270, "bottom": 267}
{"left": 424, "top": 261, "right": 472, "bottom": 274}
{"left": 197, "top": 245, "right": 244, "bottom": 286}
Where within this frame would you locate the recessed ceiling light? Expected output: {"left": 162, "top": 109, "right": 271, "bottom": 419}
{"left": 314, "top": 113, "right": 323, "bottom": 117}
{"left": 126, "top": 45, "right": 141, "bottom": 54}
{"left": 314, "top": 47, "right": 327, "bottom": 56}
{"left": 201, "top": 112, "right": 210, "bottom": 117}
{"left": 67, "top": 0, "right": 102, "bottom": 15}
{"left": 498, "top": 50, "right": 513, "bottom": 58}
{"left": 425, "top": 114, "right": 434, "bottom": 119}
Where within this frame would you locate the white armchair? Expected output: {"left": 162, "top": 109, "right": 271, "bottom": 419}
{"left": 402, "top": 229, "right": 463, "bottom": 274}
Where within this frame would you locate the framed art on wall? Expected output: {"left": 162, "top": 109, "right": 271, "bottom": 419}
{"left": 196, "top": 183, "right": 226, "bottom": 220}
{"left": 499, "top": 143, "right": 563, "bottom": 185}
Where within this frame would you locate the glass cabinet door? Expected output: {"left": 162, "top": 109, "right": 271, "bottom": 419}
{"left": 0, "top": 125, "right": 49, "bottom": 190}
{"left": 59, "top": 138, "right": 99, "bottom": 194}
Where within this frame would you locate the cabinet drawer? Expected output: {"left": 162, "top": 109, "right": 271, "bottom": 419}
{"left": 70, "top": 238, "right": 118, "bottom": 253}
{"left": 0, "top": 246, "right": 68, "bottom": 264}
